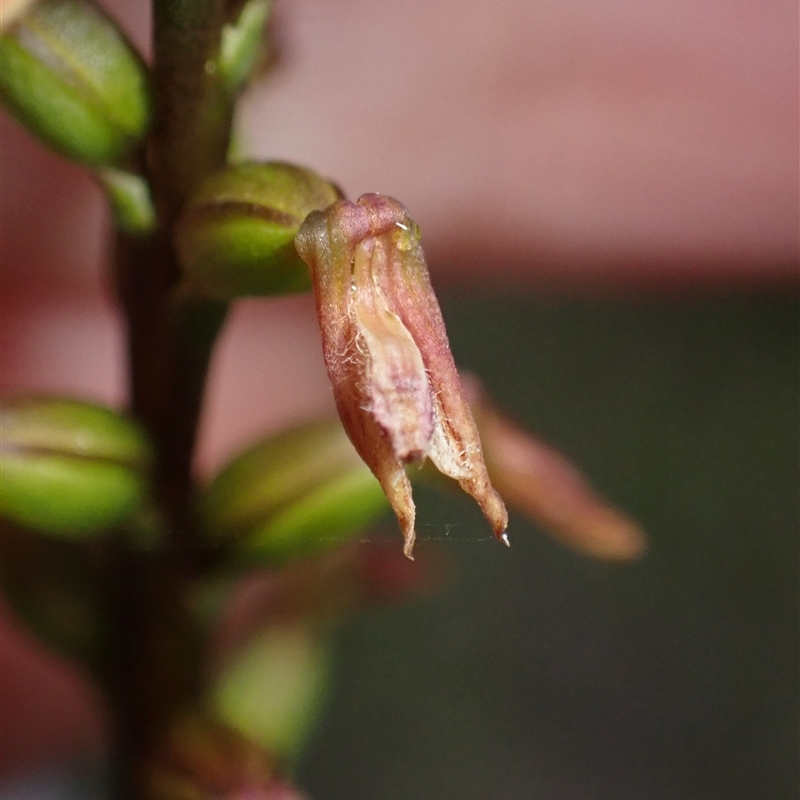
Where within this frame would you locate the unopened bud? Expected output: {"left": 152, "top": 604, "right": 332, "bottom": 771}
{"left": 175, "top": 161, "right": 342, "bottom": 300}
{"left": 0, "top": 396, "right": 152, "bottom": 538}
{"left": 0, "top": 0, "right": 150, "bottom": 166}
{"left": 202, "top": 420, "right": 387, "bottom": 562}
{"left": 295, "top": 194, "right": 508, "bottom": 558}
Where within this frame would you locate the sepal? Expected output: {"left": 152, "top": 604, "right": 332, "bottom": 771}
{"left": 463, "top": 375, "right": 646, "bottom": 560}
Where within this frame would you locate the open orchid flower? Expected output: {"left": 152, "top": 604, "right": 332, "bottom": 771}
{"left": 295, "top": 194, "right": 508, "bottom": 558}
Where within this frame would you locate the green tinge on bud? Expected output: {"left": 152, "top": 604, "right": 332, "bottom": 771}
{"left": 175, "top": 161, "right": 342, "bottom": 301}
{"left": 210, "top": 625, "right": 329, "bottom": 760}
{"left": 0, "top": 396, "right": 152, "bottom": 538}
{"left": 202, "top": 419, "right": 388, "bottom": 562}
{"left": 0, "top": 0, "right": 150, "bottom": 166}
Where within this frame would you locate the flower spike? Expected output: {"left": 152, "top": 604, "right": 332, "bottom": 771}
{"left": 295, "top": 194, "right": 508, "bottom": 557}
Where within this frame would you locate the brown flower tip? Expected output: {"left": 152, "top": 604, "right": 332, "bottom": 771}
{"left": 462, "top": 374, "right": 647, "bottom": 561}
{"left": 295, "top": 194, "right": 508, "bottom": 558}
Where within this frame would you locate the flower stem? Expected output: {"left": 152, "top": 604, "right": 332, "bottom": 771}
{"left": 136, "top": 0, "right": 233, "bottom": 520}
{"left": 107, "top": 2, "right": 234, "bottom": 797}
{"left": 150, "top": 0, "right": 233, "bottom": 222}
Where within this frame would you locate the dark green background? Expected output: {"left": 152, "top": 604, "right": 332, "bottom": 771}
{"left": 298, "top": 290, "right": 798, "bottom": 800}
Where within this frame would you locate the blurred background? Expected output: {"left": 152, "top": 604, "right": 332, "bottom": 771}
{"left": 1, "top": 0, "right": 797, "bottom": 797}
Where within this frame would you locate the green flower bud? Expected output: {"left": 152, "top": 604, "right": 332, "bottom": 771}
{"left": 0, "top": 396, "right": 152, "bottom": 538}
{"left": 174, "top": 161, "right": 342, "bottom": 301}
{"left": 202, "top": 419, "right": 387, "bottom": 563}
{"left": 210, "top": 625, "right": 329, "bottom": 760}
{"left": 0, "top": 0, "right": 150, "bottom": 166}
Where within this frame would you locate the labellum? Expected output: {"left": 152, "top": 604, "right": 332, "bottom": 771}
{"left": 295, "top": 194, "right": 508, "bottom": 558}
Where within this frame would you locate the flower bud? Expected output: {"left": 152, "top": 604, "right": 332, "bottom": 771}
{"left": 295, "top": 194, "right": 508, "bottom": 558}
{"left": 175, "top": 161, "right": 342, "bottom": 300}
{"left": 0, "top": 396, "right": 152, "bottom": 538}
{"left": 0, "top": 0, "right": 150, "bottom": 166}
{"left": 463, "top": 375, "right": 647, "bottom": 560}
{"left": 202, "top": 419, "right": 388, "bottom": 562}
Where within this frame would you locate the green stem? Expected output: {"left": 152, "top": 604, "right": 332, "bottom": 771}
{"left": 150, "top": 0, "right": 233, "bottom": 223}
{"left": 128, "top": 0, "right": 234, "bottom": 535}
{"left": 105, "top": 545, "right": 202, "bottom": 800}
{"left": 108, "top": 2, "right": 234, "bottom": 797}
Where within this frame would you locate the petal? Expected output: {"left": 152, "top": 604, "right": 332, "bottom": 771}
{"left": 352, "top": 237, "right": 433, "bottom": 463}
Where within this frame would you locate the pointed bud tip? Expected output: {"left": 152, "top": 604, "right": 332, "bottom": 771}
{"left": 400, "top": 509, "right": 417, "bottom": 560}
